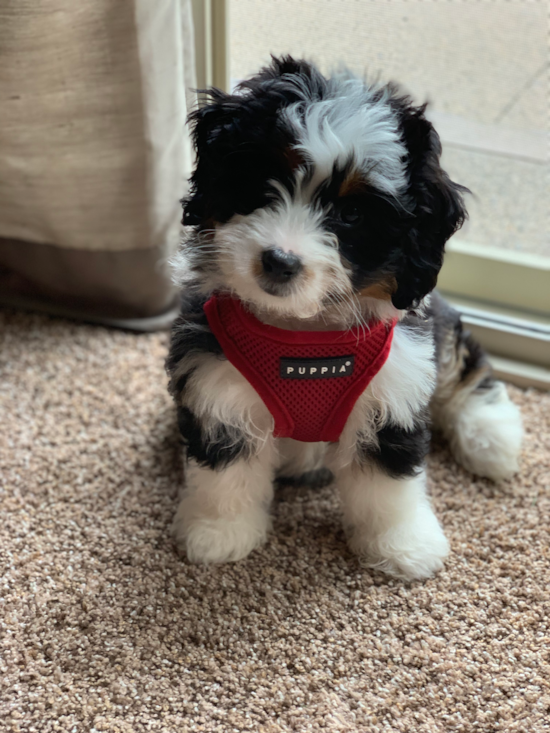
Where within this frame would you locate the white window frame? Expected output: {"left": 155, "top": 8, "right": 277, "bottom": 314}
{"left": 439, "top": 241, "right": 549, "bottom": 317}
{"left": 439, "top": 241, "right": 550, "bottom": 389}
{"left": 191, "top": 0, "right": 229, "bottom": 92}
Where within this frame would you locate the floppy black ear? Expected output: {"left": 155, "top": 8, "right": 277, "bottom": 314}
{"left": 392, "top": 104, "right": 468, "bottom": 310}
{"left": 182, "top": 85, "right": 285, "bottom": 226}
{"left": 181, "top": 89, "right": 241, "bottom": 226}
{"left": 181, "top": 55, "right": 326, "bottom": 227}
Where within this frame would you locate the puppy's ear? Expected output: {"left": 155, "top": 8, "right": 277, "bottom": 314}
{"left": 181, "top": 89, "right": 239, "bottom": 226}
{"left": 182, "top": 57, "right": 327, "bottom": 227}
{"left": 392, "top": 104, "right": 468, "bottom": 310}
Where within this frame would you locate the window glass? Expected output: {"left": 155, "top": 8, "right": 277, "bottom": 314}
{"left": 229, "top": 0, "right": 549, "bottom": 258}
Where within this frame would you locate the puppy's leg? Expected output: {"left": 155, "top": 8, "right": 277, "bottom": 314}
{"left": 174, "top": 437, "right": 276, "bottom": 564}
{"left": 430, "top": 292, "right": 522, "bottom": 482}
{"left": 334, "top": 423, "right": 449, "bottom": 580}
{"left": 172, "top": 355, "right": 277, "bottom": 564}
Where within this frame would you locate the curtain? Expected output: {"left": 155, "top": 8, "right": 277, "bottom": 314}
{"left": 0, "top": 0, "right": 196, "bottom": 328}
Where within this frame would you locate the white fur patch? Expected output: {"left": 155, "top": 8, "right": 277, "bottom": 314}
{"left": 277, "top": 439, "right": 327, "bottom": 477}
{"left": 180, "top": 510, "right": 271, "bottom": 564}
{"left": 283, "top": 79, "right": 407, "bottom": 197}
{"left": 182, "top": 353, "right": 274, "bottom": 444}
{"left": 213, "top": 187, "right": 354, "bottom": 321}
{"left": 433, "top": 380, "right": 523, "bottom": 482}
{"left": 336, "top": 322, "right": 436, "bottom": 464}
{"left": 337, "top": 465, "right": 449, "bottom": 580}
{"left": 174, "top": 440, "right": 277, "bottom": 563}
{"left": 369, "top": 322, "right": 436, "bottom": 426}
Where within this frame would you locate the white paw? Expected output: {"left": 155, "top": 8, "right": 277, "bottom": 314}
{"left": 348, "top": 501, "right": 450, "bottom": 581}
{"left": 450, "top": 382, "right": 523, "bottom": 482}
{"left": 173, "top": 502, "right": 271, "bottom": 564}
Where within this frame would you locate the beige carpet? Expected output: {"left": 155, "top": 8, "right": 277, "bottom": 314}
{"left": 1, "top": 309, "right": 549, "bottom": 733}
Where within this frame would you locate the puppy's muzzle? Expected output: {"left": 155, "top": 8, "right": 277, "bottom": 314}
{"left": 260, "top": 248, "right": 303, "bottom": 294}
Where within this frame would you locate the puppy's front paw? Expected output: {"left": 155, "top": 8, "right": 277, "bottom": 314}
{"left": 173, "top": 502, "right": 271, "bottom": 564}
{"left": 349, "top": 502, "right": 450, "bottom": 581}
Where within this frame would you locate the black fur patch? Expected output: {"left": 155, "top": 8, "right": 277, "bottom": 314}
{"left": 460, "top": 329, "right": 491, "bottom": 382}
{"left": 388, "top": 95, "right": 469, "bottom": 310}
{"left": 359, "top": 417, "right": 430, "bottom": 478}
{"left": 177, "top": 406, "right": 250, "bottom": 470}
{"left": 182, "top": 56, "right": 327, "bottom": 225}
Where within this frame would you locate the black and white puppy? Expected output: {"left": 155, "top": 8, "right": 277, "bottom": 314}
{"left": 166, "top": 57, "right": 523, "bottom": 580}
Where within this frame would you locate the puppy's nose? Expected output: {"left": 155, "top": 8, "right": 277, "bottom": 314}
{"left": 261, "top": 248, "right": 303, "bottom": 282}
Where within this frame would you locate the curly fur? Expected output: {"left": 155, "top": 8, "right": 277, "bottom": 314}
{"left": 167, "top": 57, "right": 522, "bottom": 579}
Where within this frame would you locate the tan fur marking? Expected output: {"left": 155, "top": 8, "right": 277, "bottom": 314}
{"left": 339, "top": 171, "right": 368, "bottom": 197}
{"left": 284, "top": 146, "right": 305, "bottom": 172}
{"left": 252, "top": 258, "right": 264, "bottom": 279}
{"left": 453, "top": 343, "right": 492, "bottom": 393}
{"left": 359, "top": 277, "right": 397, "bottom": 301}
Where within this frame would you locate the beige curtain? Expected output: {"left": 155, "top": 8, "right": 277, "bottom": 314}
{"left": 0, "top": 0, "right": 196, "bottom": 328}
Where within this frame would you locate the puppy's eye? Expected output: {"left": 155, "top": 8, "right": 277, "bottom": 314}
{"left": 339, "top": 203, "right": 363, "bottom": 226}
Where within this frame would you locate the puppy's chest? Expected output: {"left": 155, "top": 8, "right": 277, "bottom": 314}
{"left": 203, "top": 295, "right": 396, "bottom": 443}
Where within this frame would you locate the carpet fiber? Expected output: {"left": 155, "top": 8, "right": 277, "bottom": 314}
{"left": 1, "top": 309, "right": 549, "bottom": 733}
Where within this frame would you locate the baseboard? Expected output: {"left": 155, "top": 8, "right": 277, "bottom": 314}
{"left": 489, "top": 355, "right": 550, "bottom": 391}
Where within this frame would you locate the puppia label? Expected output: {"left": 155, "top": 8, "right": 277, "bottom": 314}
{"left": 280, "top": 355, "right": 355, "bottom": 380}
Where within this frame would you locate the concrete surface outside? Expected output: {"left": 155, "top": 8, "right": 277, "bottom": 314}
{"left": 229, "top": 0, "right": 549, "bottom": 258}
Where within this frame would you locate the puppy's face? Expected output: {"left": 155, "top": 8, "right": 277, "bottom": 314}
{"left": 179, "top": 57, "right": 467, "bottom": 323}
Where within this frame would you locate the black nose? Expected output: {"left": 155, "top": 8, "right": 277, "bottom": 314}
{"left": 261, "top": 248, "right": 303, "bottom": 282}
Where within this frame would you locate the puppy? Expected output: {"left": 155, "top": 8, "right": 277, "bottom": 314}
{"left": 166, "top": 56, "right": 523, "bottom": 580}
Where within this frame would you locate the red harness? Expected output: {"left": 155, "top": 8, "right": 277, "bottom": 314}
{"left": 203, "top": 294, "right": 395, "bottom": 443}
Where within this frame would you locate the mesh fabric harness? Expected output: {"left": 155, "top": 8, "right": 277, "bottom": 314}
{"left": 204, "top": 294, "right": 396, "bottom": 443}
